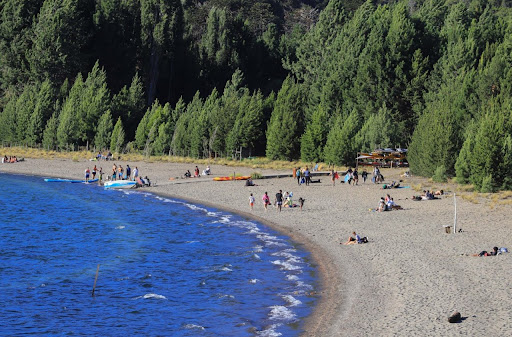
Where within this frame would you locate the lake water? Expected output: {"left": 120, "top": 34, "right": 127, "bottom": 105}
{"left": 0, "top": 173, "right": 318, "bottom": 336}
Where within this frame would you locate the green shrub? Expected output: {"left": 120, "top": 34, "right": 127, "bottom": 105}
{"left": 251, "top": 172, "right": 263, "bottom": 179}
{"left": 432, "top": 165, "right": 447, "bottom": 182}
{"left": 480, "top": 174, "right": 495, "bottom": 193}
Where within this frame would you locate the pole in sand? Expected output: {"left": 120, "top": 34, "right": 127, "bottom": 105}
{"left": 92, "top": 264, "right": 100, "bottom": 297}
{"left": 453, "top": 193, "right": 457, "bottom": 234}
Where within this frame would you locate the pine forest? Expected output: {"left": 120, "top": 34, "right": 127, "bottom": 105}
{"left": 1, "top": 0, "right": 512, "bottom": 191}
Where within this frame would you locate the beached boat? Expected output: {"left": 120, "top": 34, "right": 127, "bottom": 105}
{"left": 44, "top": 178, "right": 99, "bottom": 183}
{"left": 213, "top": 176, "right": 251, "bottom": 181}
{"left": 103, "top": 180, "right": 137, "bottom": 189}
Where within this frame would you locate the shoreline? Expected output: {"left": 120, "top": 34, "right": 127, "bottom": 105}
{"left": 2, "top": 158, "right": 512, "bottom": 336}
{"left": 1, "top": 164, "right": 336, "bottom": 336}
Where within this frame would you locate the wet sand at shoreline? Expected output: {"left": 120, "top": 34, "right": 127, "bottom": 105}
{"left": 2, "top": 158, "right": 512, "bottom": 336}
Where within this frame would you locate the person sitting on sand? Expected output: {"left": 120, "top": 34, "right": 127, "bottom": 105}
{"left": 435, "top": 190, "right": 444, "bottom": 196}
{"left": 342, "top": 232, "right": 368, "bottom": 245}
{"left": 472, "top": 247, "right": 499, "bottom": 257}
{"left": 298, "top": 197, "right": 305, "bottom": 210}
{"left": 245, "top": 178, "right": 255, "bottom": 186}
{"left": 194, "top": 166, "right": 200, "bottom": 177}
{"left": 184, "top": 170, "right": 191, "bottom": 178}
{"left": 203, "top": 165, "right": 211, "bottom": 175}
{"left": 378, "top": 197, "right": 386, "bottom": 212}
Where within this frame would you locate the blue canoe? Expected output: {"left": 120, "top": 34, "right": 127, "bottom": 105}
{"left": 44, "top": 178, "right": 99, "bottom": 183}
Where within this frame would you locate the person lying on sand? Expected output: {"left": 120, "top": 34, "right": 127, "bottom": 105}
{"left": 472, "top": 247, "right": 499, "bottom": 257}
{"left": 386, "top": 197, "right": 403, "bottom": 210}
{"left": 342, "top": 232, "right": 368, "bottom": 245}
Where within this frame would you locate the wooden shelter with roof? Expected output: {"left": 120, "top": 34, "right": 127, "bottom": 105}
{"left": 356, "top": 148, "right": 408, "bottom": 168}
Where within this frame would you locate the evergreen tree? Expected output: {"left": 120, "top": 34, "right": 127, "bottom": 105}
{"left": 95, "top": 110, "right": 113, "bottom": 150}
{"left": 323, "top": 110, "right": 360, "bottom": 166}
{"left": 42, "top": 113, "right": 58, "bottom": 150}
{"left": 110, "top": 116, "right": 126, "bottom": 153}
{"left": 300, "top": 105, "right": 329, "bottom": 162}
{"left": 266, "top": 77, "right": 305, "bottom": 160}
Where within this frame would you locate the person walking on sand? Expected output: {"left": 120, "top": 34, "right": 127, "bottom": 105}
{"left": 262, "top": 192, "right": 270, "bottom": 211}
{"left": 275, "top": 190, "right": 283, "bottom": 212}
{"left": 249, "top": 193, "right": 255, "bottom": 210}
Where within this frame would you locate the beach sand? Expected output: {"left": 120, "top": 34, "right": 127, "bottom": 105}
{"left": 2, "top": 158, "right": 512, "bottom": 336}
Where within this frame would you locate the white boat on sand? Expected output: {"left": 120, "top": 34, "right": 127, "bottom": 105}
{"left": 104, "top": 180, "right": 137, "bottom": 189}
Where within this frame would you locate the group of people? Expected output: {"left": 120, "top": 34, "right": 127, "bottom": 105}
{"left": 256, "top": 190, "right": 305, "bottom": 212}
{"left": 95, "top": 151, "right": 113, "bottom": 161}
{"left": 84, "top": 166, "right": 102, "bottom": 182}
{"left": 2, "top": 155, "right": 21, "bottom": 163}
{"left": 376, "top": 194, "right": 403, "bottom": 212}
{"left": 294, "top": 167, "right": 312, "bottom": 186}
{"left": 342, "top": 231, "right": 369, "bottom": 245}
{"left": 412, "top": 190, "right": 443, "bottom": 201}
{"left": 109, "top": 163, "right": 139, "bottom": 181}
{"left": 184, "top": 165, "right": 210, "bottom": 178}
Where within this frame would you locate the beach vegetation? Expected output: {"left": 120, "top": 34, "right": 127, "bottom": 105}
{"left": 2, "top": 0, "right": 512, "bottom": 190}
{"left": 432, "top": 165, "right": 448, "bottom": 183}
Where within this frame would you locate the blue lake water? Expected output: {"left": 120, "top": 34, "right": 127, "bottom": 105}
{"left": 0, "top": 173, "right": 318, "bottom": 336}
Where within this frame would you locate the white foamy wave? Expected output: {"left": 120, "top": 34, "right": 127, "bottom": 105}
{"left": 252, "top": 254, "right": 261, "bottom": 260}
{"left": 184, "top": 324, "right": 205, "bottom": 330}
{"left": 256, "top": 324, "right": 283, "bottom": 337}
{"left": 184, "top": 203, "right": 207, "bottom": 212}
{"left": 217, "top": 293, "right": 235, "bottom": 299}
{"left": 286, "top": 275, "right": 299, "bottom": 281}
{"left": 249, "top": 279, "right": 260, "bottom": 284}
{"left": 281, "top": 294, "right": 302, "bottom": 307}
{"left": 215, "top": 216, "right": 232, "bottom": 224}
{"left": 264, "top": 240, "right": 287, "bottom": 247}
{"left": 134, "top": 293, "right": 167, "bottom": 300}
{"left": 271, "top": 252, "right": 301, "bottom": 264}
{"left": 115, "top": 225, "right": 125, "bottom": 229}
{"left": 296, "top": 281, "right": 313, "bottom": 290}
{"left": 185, "top": 240, "right": 199, "bottom": 244}
{"left": 272, "top": 260, "right": 302, "bottom": 271}
{"left": 253, "top": 245, "right": 263, "bottom": 253}
{"left": 268, "top": 306, "right": 297, "bottom": 321}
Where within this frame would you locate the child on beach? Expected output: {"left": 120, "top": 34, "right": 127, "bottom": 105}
{"left": 262, "top": 192, "right": 270, "bottom": 211}
{"left": 249, "top": 193, "right": 255, "bottom": 210}
{"left": 298, "top": 197, "right": 305, "bottom": 210}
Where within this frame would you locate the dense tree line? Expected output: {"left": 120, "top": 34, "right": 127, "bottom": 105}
{"left": 1, "top": 0, "right": 512, "bottom": 191}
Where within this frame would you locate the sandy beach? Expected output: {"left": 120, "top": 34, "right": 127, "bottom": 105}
{"left": 2, "top": 158, "right": 512, "bottom": 336}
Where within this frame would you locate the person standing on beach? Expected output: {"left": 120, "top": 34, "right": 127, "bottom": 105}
{"left": 85, "top": 167, "right": 90, "bottom": 182}
{"left": 249, "top": 193, "right": 255, "bottom": 210}
{"left": 304, "top": 167, "right": 311, "bottom": 186}
{"left": 99, "top": 167, "right": 103, "bottom": 182}
{"left": 133, "top": 166, "right": 139, "bottom": 181}
{"left": 112, "top": 163, "right": 117, "bottom": 181}
{"left": 296, "top": 167, "right": 301, "bottom": 185}
{"left": 118, "top": 165, "right": 124, "bottom": 180}
{"left": 362, "top": 169, "right": 368, "bottom": 183}
{"left": 92, "top": 165, "right": 97, "bottom": 179}
{"left": 353, "top": 169, "right": 359, "bottom": 185}
{"left": 126, "top": 165, "right": 131, "bottom": 180}
{"left": 275, "top": 190, "right": 283, "bottom": 212}
{"left": 262, "top": 192, "right": 270, "bottom": 211}
{"left": 330, "top": 169, "right": 336, "bottom": 186}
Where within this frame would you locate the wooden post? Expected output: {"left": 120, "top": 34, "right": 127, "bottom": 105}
{"left": 92, "top": 264, "right": 100, "bottom": 297}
